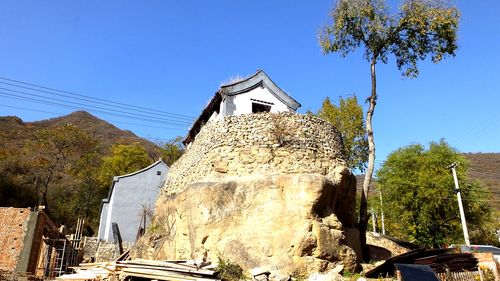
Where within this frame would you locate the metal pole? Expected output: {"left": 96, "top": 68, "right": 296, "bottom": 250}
{"left": 379, "top": 191, "right": 386, "bottom": 235}
{"left": 449, "top": 163, "right": 470, "bottom": 247}
{"left": 371, "top": 208, "right": 377, "bottom": 232}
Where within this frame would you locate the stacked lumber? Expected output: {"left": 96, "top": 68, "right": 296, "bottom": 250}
{"left": 56, "top": 262, "right": 117, "bottom": 280}
{"left": 56, "top": 259, "right": 219, "bottom": 281}
{"left": 117, "top": 259, "right": 218, "bottom": 281}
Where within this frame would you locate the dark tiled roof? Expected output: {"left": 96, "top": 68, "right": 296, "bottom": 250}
{"left": 183, "top": 70, "right": 300, "bottom": 145}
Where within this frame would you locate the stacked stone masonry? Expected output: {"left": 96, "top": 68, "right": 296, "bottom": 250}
{"left": 82, "top": 237, "right": 134, "bottom": 263}
{"left": 160, "top": 112, "right": 347, "bottom": 197}
{"left": 137, "top": 112, "right": 361, "bottom": 276}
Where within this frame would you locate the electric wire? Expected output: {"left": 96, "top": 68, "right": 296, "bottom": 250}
{"left": 0, "top": 92, "right": 191, "bottom": 127}
{"left": 0, "top": 76, "right": 194, "bottom": 120}
{"left": 451, "top": 112, "right": 500, "bottom": 148}
{"left": 0, "top": 80, "right": 193, "bottom": 123}
{"left": 0, "top": 88, "right": 191, "bottom": 126}
{"left": 0, "top": 104, "right": 66, "bottom": 117}
{"left": 0, "top": 104, "right": 188, "bottom": 132}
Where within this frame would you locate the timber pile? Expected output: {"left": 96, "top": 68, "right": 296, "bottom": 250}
{"left": 57, "top": 259, "right": 219, "bottom": 281}
{"left": 365, "top": 248, "right": 478, "bottom": 278}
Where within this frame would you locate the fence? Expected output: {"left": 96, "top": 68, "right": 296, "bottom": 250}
{"left": 436, "top": 269, "right": 494, "bottom": 281}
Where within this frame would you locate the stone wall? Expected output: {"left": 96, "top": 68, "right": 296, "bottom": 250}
{"left": 0, "top": 208, "right": 31, "bottom": 271}
{"left": 82, "top": 237, "right": 134, "bottom": 263}
{"left": 160, "top": 112, "right": 346, "bottom": 197}
{"left": 135, "top": 112, "right": 360, "bottom": 277}
{"left": 366, "top": 232, "right": 411, "bottom": 260}
{"left": 95, "top": 241, "right": 134, "bottom": 262}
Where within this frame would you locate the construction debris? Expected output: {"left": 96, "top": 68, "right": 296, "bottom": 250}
{"left": 365, "top": 248, "right": 478, "bottom": 278}
{"left": 57, "top": 258, "right": 220, "bottom": 281}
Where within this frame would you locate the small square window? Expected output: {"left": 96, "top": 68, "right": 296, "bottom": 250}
{"left": 252, "top": 103, "right": 271, "bottom": 113}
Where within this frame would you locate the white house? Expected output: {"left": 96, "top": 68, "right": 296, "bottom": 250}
{"left": 97, "top": 160, "right": 168, "bottom": 243}
{"left": 183, "top": 70, "right": 301, "bottom": 145}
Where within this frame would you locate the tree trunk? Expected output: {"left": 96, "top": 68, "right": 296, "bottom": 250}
{"left": 359, "top": 58, "right": 378, "bottom": 261}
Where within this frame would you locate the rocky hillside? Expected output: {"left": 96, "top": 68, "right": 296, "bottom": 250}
{"left": 0, "top": 111, "right": 160, "bottom": 157}
{"left": 464, "top": 153, "right": 500, "bottom": 212}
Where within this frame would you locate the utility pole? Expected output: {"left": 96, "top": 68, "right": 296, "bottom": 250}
{"left": 448, "top": 162, "right": 470, "bottom": 247}
{"left": 371, "top": 208, "right": 377, "bottom": 232}
{"left": 379, "top": 191, "right": 386, "bottom": 235}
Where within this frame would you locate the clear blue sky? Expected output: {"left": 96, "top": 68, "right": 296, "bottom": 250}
{"left": 0, "top": 1, "right": 498, "bottom": 170}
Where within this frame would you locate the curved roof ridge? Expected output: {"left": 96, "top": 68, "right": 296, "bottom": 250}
{"left": 113, "top": 159, "right": 168, "bottom": 181}
{"left": 101, "top": 159, "right": 168, "bottom": 204}
{"left": 220, "top": 70, "right": 300, "bottom": 110}
{"left": 220, "top": 69, "right": 263, "bottom": 88}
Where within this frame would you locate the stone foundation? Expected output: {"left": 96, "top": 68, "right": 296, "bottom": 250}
{"left": 160, "top": 113, "right": 346, "bottom": 197}
{"left": 134, "top": 113, "right": 360, "bottom": 277}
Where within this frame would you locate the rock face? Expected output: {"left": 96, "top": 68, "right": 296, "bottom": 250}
{"left": 132, "top": 113, "right": 361, "bottom": 275}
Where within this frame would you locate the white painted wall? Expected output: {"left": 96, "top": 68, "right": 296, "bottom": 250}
{"left": 98, "top": 162, "right": 168, "bottom": 242}
{"left": 218, "top": 86, "right": 293, "bottom": 119}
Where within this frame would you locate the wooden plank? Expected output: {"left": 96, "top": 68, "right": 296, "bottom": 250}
{"left": 112, "top": 223, "right": 124, "bottom": 255}
{"left": 121, "top": 271, "right": 209, "bottom": 281}
{"left": 125, "top": 259, "right": 201, "bottom": 269}
{"left": 116, "top": 249, "right": 130, "bottom": 261}
{"left": 116, "top": 263, "right": 216, "bottom": 276}
{"left": 118, "top": 259, "right": 214, "bottom": 273}
{"left": 121, "top": 268, "right": 215, "bottom": 281}
{"left": 77, "top": 262, "right": 113, "bottom": 267}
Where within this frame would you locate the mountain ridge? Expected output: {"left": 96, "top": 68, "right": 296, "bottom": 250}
{"left": 0, "top": 111, "right": 161, "bottom": 157}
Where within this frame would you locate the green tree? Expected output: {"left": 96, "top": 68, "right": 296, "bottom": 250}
{"left": 318, "top": 96, "right": 368, "bottom": 172}
{"left": 99, "top": 143, "right": 153, "bottom": 185}
{"left": 0, "top": 143, "right": 37, "bottom": 207}
{"left": 376, "top": 140, "right": 496, "bottom": 247}
{"left": 158, "top": 136, "right": 185, "bottom": 166}
{"left": 70, "top": 144, "right": 107, "bottom": 232}
{"left": 319, "top": 0, "right": 459, "bottom": 256}
{"left": 25, "top": 124, "right": 96, "bottom": 210}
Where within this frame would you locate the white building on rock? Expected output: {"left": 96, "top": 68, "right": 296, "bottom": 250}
{"left": 183, "top": 70, "right": 301, "bottom": 146}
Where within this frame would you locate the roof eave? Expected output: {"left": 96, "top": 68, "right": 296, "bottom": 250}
{"left": 220, "top": 70, "right": 301, "bottom": 110}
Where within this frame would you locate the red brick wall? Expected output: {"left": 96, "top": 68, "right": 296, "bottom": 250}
{"left": 0, "top": 207, "right": 31, "bottom": 271}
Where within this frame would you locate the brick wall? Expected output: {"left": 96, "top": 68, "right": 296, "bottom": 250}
{"left": 0, "top": 207, "right": 31, "bottom": 271}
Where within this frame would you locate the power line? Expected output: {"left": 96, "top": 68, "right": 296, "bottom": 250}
{"left": 141, "top": 136, "right": 183, "bottom": 142}
{"left": 0, "top": 81, "right": 192, "bottom": 121}
{"left": 430, "top": 196, "right": 500, "bottom": 202}
{"left": 0, "top": 92, "right": 190, "bottom": 127}
{"left": 0, "top": 76, "right": 194, "bottom": 120}
{"left": 468, "top": 171, "right": 500, "bottom": 177}
{"left": 0, "top": 104, "right": 188, "bottom": 132}
{"left": 0, "top": 80, "right": 193, "bottom": 123}
{"left": 0, "top": 104, "right": 66, "bottom": 117}
{"left": 0, "top": 87, "right": 191, "bottom": 126}
{"left": 452, "top": 112, "right": 500, "bottom": 148}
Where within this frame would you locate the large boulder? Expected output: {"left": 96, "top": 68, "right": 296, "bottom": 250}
{"left": 134, "top": 173, "right": 360, "bottom": 274}
{"left": 132, "top": 113, "right": 361, "bottom": 276}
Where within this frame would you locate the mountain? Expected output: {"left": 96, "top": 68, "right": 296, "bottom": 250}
{"left": 464, "top": 153, "right": 500, "bottom": 213}
{"left": 0, "top": 111, "right": 161, "bottom": 157}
